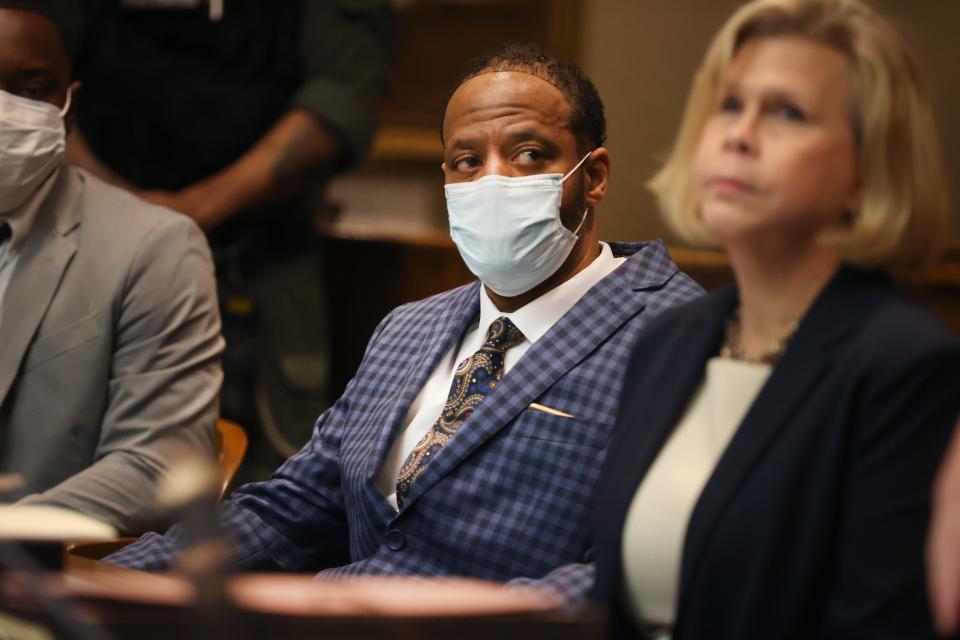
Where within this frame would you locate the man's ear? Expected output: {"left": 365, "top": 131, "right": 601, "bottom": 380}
{"left": 584, "top": 147, "right": 610, "bottom": 207}
{"left": 64, "top": 80, "right": 81, "bottom": 131}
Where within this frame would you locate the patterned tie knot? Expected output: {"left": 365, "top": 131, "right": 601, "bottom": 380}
{"left": 482, "top": 316, "right": 524, "bottom": 352}
{"left": 394, "top": 315, "right": 524, "bottom": 508}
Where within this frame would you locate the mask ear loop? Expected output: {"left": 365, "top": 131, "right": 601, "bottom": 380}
{"left": 561, "top": 150, "right": 594, "bottom": 238}
{"left": 560, "top": 150, "right": 594, "bottom": 183}
{"left": 570, "top": 208, "right": 590, "bottom": 238}
{"left": 58, "top": 87, "right": 72, "bottom": 118}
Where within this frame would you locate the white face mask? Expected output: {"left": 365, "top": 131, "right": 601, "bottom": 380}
{"left": 0, "top": 88, "right": 70, "bottom": 213}
{"left": 445, "top": 151, "right": 592, "bottom": 297}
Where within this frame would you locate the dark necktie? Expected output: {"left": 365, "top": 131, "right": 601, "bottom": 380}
{"left": 395, "top": 316, "right": 524, "bottom": 508}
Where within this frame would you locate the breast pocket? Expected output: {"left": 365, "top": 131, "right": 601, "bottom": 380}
{"left": 504, "top": 405, "right": 610, "bottom": 450}
{"left": 22, "top": 312, "right": 104, "bottom": 372}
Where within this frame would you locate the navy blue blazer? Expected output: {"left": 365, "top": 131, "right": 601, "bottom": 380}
{"left": 593, "top": 267, "right": 960, "bottom": 638}
{"left": 108, "top": 241, "right": 703, "bottom": 603}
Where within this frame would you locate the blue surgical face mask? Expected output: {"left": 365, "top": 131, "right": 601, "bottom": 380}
{"left": 445, "top": 151, "right": 592, "bottom": 297}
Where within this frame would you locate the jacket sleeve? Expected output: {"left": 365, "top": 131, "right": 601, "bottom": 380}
{"left": 507, "top": 561, "right": 597, "bottom": 606}
{"left": 106, "top": 308, "right": 399, "bottom": 571}
{"left": 292, "top": 0, "right": 392, "bottom": 168}
{"left": 106, "top": 396, "right": 352, "bottom": 572}
{"left": 18, "top": 213, "right": 223, "bottom": 534}
{"left": 823, "top": 329, "right": 960, "bottom": 637}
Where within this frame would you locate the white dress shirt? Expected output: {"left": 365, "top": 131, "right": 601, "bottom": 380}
{"left": 0, "top": 168, "right": 60, "bottom": 320}
{"left": 375, "top": 242, "right": 627, "bottom": 510}
{"left": 620, "top": 357, "right": 772, "bottom": 636}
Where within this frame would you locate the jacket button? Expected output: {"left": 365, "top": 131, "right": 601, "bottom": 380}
{"left": 386, "top": 529, "right": 406, "bottom": 551}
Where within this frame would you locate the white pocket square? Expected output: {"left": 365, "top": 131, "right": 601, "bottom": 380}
{"left": 528, "top": 402, "right": 575, "bottom": 419}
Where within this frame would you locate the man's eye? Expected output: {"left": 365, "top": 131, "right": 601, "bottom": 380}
{"left": 516, "top": 149, "right": 543, "bottom": 164}
{"left": 452, "top": 156, "right": 480, "bottom": 172}
{"left": 16, "top": 86, "right": 48, "bottom": 100}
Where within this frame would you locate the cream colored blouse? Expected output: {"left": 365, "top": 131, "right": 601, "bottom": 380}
{"left": 620, "top": 357, "right": 772, "bottom": 634}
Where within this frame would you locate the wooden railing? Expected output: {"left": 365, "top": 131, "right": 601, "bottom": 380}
{"left": 319, "top": 228, "right": 960, "bottom": 398}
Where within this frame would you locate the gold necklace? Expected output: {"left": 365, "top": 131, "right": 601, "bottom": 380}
{"left": 720, "top": 307, "right": 798, "bottom": 365}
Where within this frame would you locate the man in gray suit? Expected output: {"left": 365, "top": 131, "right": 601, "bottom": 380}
{"left": 0, "top": 2, "right": 224, "bottom": 534}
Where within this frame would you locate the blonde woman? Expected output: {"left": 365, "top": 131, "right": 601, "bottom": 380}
{"left": 592, "top": 0, "right": 960, "bottom": 637}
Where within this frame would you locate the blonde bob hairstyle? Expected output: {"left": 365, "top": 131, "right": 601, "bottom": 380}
{"left": 649, "top": 0, "right": 949, "bottom": 268}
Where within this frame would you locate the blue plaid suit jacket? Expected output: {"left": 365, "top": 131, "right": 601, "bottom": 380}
{"left": 108, "top": 240, "right": 703, "bottom": 603}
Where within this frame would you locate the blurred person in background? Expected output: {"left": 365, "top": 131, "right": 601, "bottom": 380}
{"left": 591, "top": 0, "right": 960, "bottom": 637}
{"left": 66, "top": 0, "right": 393, "bottom": 481}
{"left": 0, "top": 0, "right": 222, "bottom": 534}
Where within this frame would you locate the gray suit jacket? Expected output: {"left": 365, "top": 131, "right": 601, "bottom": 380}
{"left": 0, "top": 167, "right": 224, "bottom": 534}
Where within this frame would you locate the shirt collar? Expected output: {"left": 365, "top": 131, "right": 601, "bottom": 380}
{"left": 0, "top": 166, "right": 60, "bottom": 256}
{"left": 478, "top": 241, "right": 626, "bottom": 345}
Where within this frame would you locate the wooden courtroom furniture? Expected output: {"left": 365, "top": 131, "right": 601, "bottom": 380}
{"left": 320, "top": 226, "right": 960, "bottom": 401}
{"left": 2, "top": 567, "right": 605, "bottom": 640}
{"left": 214, "top": 419, "right": 248, "bottom": 500}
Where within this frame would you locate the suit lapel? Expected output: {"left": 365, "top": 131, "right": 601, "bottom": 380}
{"left": 676, "top": 268, "right": 872, "bottom": 617}
{"left": 398, "top": 243, "right": 669, "bottom": 508}
{"left": 591, "top": 291, "right": 732, "bottom": 611}
{"left": 0, "top": 170, "right": 81, "bottom": 408}
{"left": 620, "top": 292, "right": 733, "bottom": 510}
{"left": 364, "top": 282, "right": 481, "bottom": 482}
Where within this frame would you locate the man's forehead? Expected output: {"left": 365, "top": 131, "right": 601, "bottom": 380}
{"left": 461, "top": 67, "right": 563, "bottom": 93}
{"left": 0, "top": 9, "right": 69, "bottom": 71}
{"left": 449, "top": 71, "right": 569, "bottom": 111}
{"left": 443, "top": 71, "right": 572, "bottom": 141}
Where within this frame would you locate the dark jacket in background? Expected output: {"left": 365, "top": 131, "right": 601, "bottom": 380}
{"left": 593, "top": 267, "right": 960, "bottom": 639}
{"left": 74, "top": 0, "right": 391, "bottom": 191}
